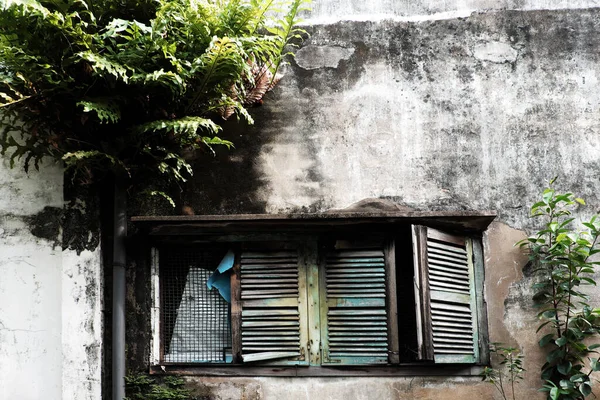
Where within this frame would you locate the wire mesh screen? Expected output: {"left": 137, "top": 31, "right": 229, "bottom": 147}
{"left": 160, "top": 246, "right": 232, "bottom": 363}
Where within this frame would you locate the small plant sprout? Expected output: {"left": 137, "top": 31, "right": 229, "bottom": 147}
{"left": 482, "top": 343, "right": 526, "bottom": 400}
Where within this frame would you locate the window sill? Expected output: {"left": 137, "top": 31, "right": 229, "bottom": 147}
{"left": 149, "top": 364, "right": 485, "bottom": 377}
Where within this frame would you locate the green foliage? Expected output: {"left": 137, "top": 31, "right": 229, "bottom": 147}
{"left": 517, "top": 181, "right": 600, "bottom": 399}
{"left": 0, "top": 0, "right": 310, "bottom": 197}
{"left": 482, "top": 343, "right": 526, "bottom": 400}
{"left": 125, "top": 373, "right": 192, "bottom": 400}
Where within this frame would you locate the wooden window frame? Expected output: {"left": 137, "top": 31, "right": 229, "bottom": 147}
{"left": 139, "top": 212, "right": 494, "bottom": 376}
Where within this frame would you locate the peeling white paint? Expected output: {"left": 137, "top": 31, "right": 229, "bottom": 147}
{"left": 295, "top": 45, "right": 355, "bottom": 70}
{"left": 473, "top": 41, "right": 519, "bottom": 63}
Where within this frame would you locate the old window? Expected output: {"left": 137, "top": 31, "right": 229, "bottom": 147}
{"left": 146, "top": 219, "right": 489, "bottom": 374}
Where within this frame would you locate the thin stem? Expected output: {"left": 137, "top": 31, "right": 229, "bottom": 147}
{"left": 547, "top": 232, "right": 562, "bottom": 338}
{"left": 565, "top": 250, "right": 573, "bottom": 339}
{"left": 547, "top": 210, "right": 563, "bottom": 338}
{"left": 498, "top": 370, "right": 508, "bottom": 400}
{"left": 509, "top": 353, "right": 516, "bottom": 400}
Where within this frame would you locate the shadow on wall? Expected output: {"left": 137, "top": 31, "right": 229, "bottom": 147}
{"left": 178, "top": 105, "right": 278, "bottom": 215}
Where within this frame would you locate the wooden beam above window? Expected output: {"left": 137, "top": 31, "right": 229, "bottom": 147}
{"left": 131, "top": 211, "right": 496, "bottom": 236}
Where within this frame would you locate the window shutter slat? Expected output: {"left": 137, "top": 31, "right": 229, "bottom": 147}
{"left": 413, "top": 226, "right": 479, "bottom": 364}
{"left": 238, "top": 250, "right": 308, "bottom": 364}
{"left": 321, "top": 248, "right": 389, "bottom": 365}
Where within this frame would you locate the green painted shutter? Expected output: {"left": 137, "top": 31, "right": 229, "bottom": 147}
{"left": 238, "top": 249, "right": 309, "bottom": 364}
{"left": 413, "top": 226, "right": 479, "bottom": 364}
{"left": 320, "top": 248, "right": 389, "bottom": 365}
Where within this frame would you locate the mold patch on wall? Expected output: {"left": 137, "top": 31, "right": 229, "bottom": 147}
{"left": 62, "top": 181, "right": 101, "bottom": 254}
{"left": 26, "top": 205, "right": 62, "bottom": 246}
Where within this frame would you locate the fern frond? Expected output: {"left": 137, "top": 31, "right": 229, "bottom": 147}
{"left": 77, "top": 51, "right": 131, "bottom": 83}
{"left": 63, "top": 150, "right": 122, "bottom": 167}
{"left": 187, "top": 36, "right": 249, "bottom": 112}
{"left": 202, "top": 136, "right": 234, "bottom": 149}
{"left": 77, "top": 99, "right": 121, "bottom": 124}
{"left": 157, "top": 152, "right": 193, "bottom": 182}
{"left": 242, "top": 61, "right": 279, "bottom": 106}
{"left": 138, "top": 116, "right": 222, "bottom": 144}
{"left": 131, "top": 69, "right": 185, "bottom": 96}
{"left": 267, "top": 0, "right": 311, "bottom": 81}
{"left": 142, "top": 190, "right": 176, "bottom": 208}
{"left": 101, "top": 17, "right": 151, "bottom": 40}
{"left": 62, "top": 150, "right": 130, "bottom": 180}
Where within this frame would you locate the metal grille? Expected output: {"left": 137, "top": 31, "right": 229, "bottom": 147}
{"left": 160, "top": 247, "right": 232, "bottom": 363}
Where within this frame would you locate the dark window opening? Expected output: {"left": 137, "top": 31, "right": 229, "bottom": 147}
{"left": 160, "top": 246, "right": 231, "bottom": 363}
{"left": 153, "top": 224, "right": 485, "bottom": 369}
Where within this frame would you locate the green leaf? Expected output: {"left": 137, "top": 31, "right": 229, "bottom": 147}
{"left": 555, "top": 336, "right": 568, "bottom": 347}
{"left": 77, "top": 51, "right": 131, "bottom": 82}
{"left": 575, "top": 198, "right": 586, "bottom": 205}
{"left": 580, "top": 383, "right": 592, "bottom": 396}
{"left": 138, "top": 117, "right": 222, "bottom": 139}
{"left": 559, "top": 379, "right": 573, "bottom": 390}
{"left": 144, "top": 191, "right": 176, "bottom": 208}
{"left": 543, "top": 188, "right": 555, "bottom": 205}
{"left": 546, "top": 348, "right": 565, "bottom": 363}
{"left": 77, "top": 99, "right": 121, "bottom": 124}
{"left": 557, "top": 361, "right": 572, "bottom": 375}
{"left": 539, "top": 333, "right": 555, "bottom": 347}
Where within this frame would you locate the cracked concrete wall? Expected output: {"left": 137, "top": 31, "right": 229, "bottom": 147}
{"left": 241, "top": 8, "right": 600, "bottom": 230}
{"left": 170, "top": 3, "right": 600, "bottom": 400}
{"left": 0, "top": 157, "right": 102, "bottom": 400}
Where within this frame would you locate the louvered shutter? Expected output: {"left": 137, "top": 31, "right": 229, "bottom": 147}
{"left": 413, "top": 226, "right": 479, "bottom": 364}
{"left": 237, "top": 249, "right": 309, "bottom": 364}
{"left": 320, "top": 248, "right": 389, "bottom": 365}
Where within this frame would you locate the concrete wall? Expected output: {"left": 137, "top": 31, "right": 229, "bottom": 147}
{"left": 167, "top": 2, "right": 600, "bottom": 400}
{"left": 307, "top": 0, "right": 600, "bottom": 22}
{"left": 0, "top": 157, "right": 103, "bottom": 400}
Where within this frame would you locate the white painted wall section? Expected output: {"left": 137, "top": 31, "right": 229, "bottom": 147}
{"left": 0, "top": 157, "right": 102, "bottom": 400}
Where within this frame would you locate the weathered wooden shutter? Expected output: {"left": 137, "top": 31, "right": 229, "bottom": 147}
{"left": 320, "top": 248, "right": 389, "bottom": 365}
{"left": 413, "top": 226, "right": 479, "bottom": 363}
{"left": 235, "top": 249, "right": 308, "bottom": 364}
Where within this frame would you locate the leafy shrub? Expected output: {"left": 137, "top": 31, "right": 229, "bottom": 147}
{"left": 125, "top": 373, "right": 192, "bottom": 400}
{"left": 518, "top": 181, "right": 600, "bottom": 399}
{"left": 0, "top": 0, "right": 309, "bottom": 202}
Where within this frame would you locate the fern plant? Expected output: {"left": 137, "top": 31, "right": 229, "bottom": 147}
{"left": 0, "top": 0, "right": 310, "bottom": 202}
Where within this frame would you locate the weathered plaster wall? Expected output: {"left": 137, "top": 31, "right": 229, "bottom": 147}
{"left": 259, "top": 9, "right": 600, "bottom": 229}
{"left": 168, "top": 4, "right": 600, "bottom": 400}
{"left": 184, "top": 8, "right": 600, "bottom": 230}
{"left": 0, "top": 157, "right": 103, "bottom": 400}
{"left": 307, "top": 0, "right": 600, "bottom": 22}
